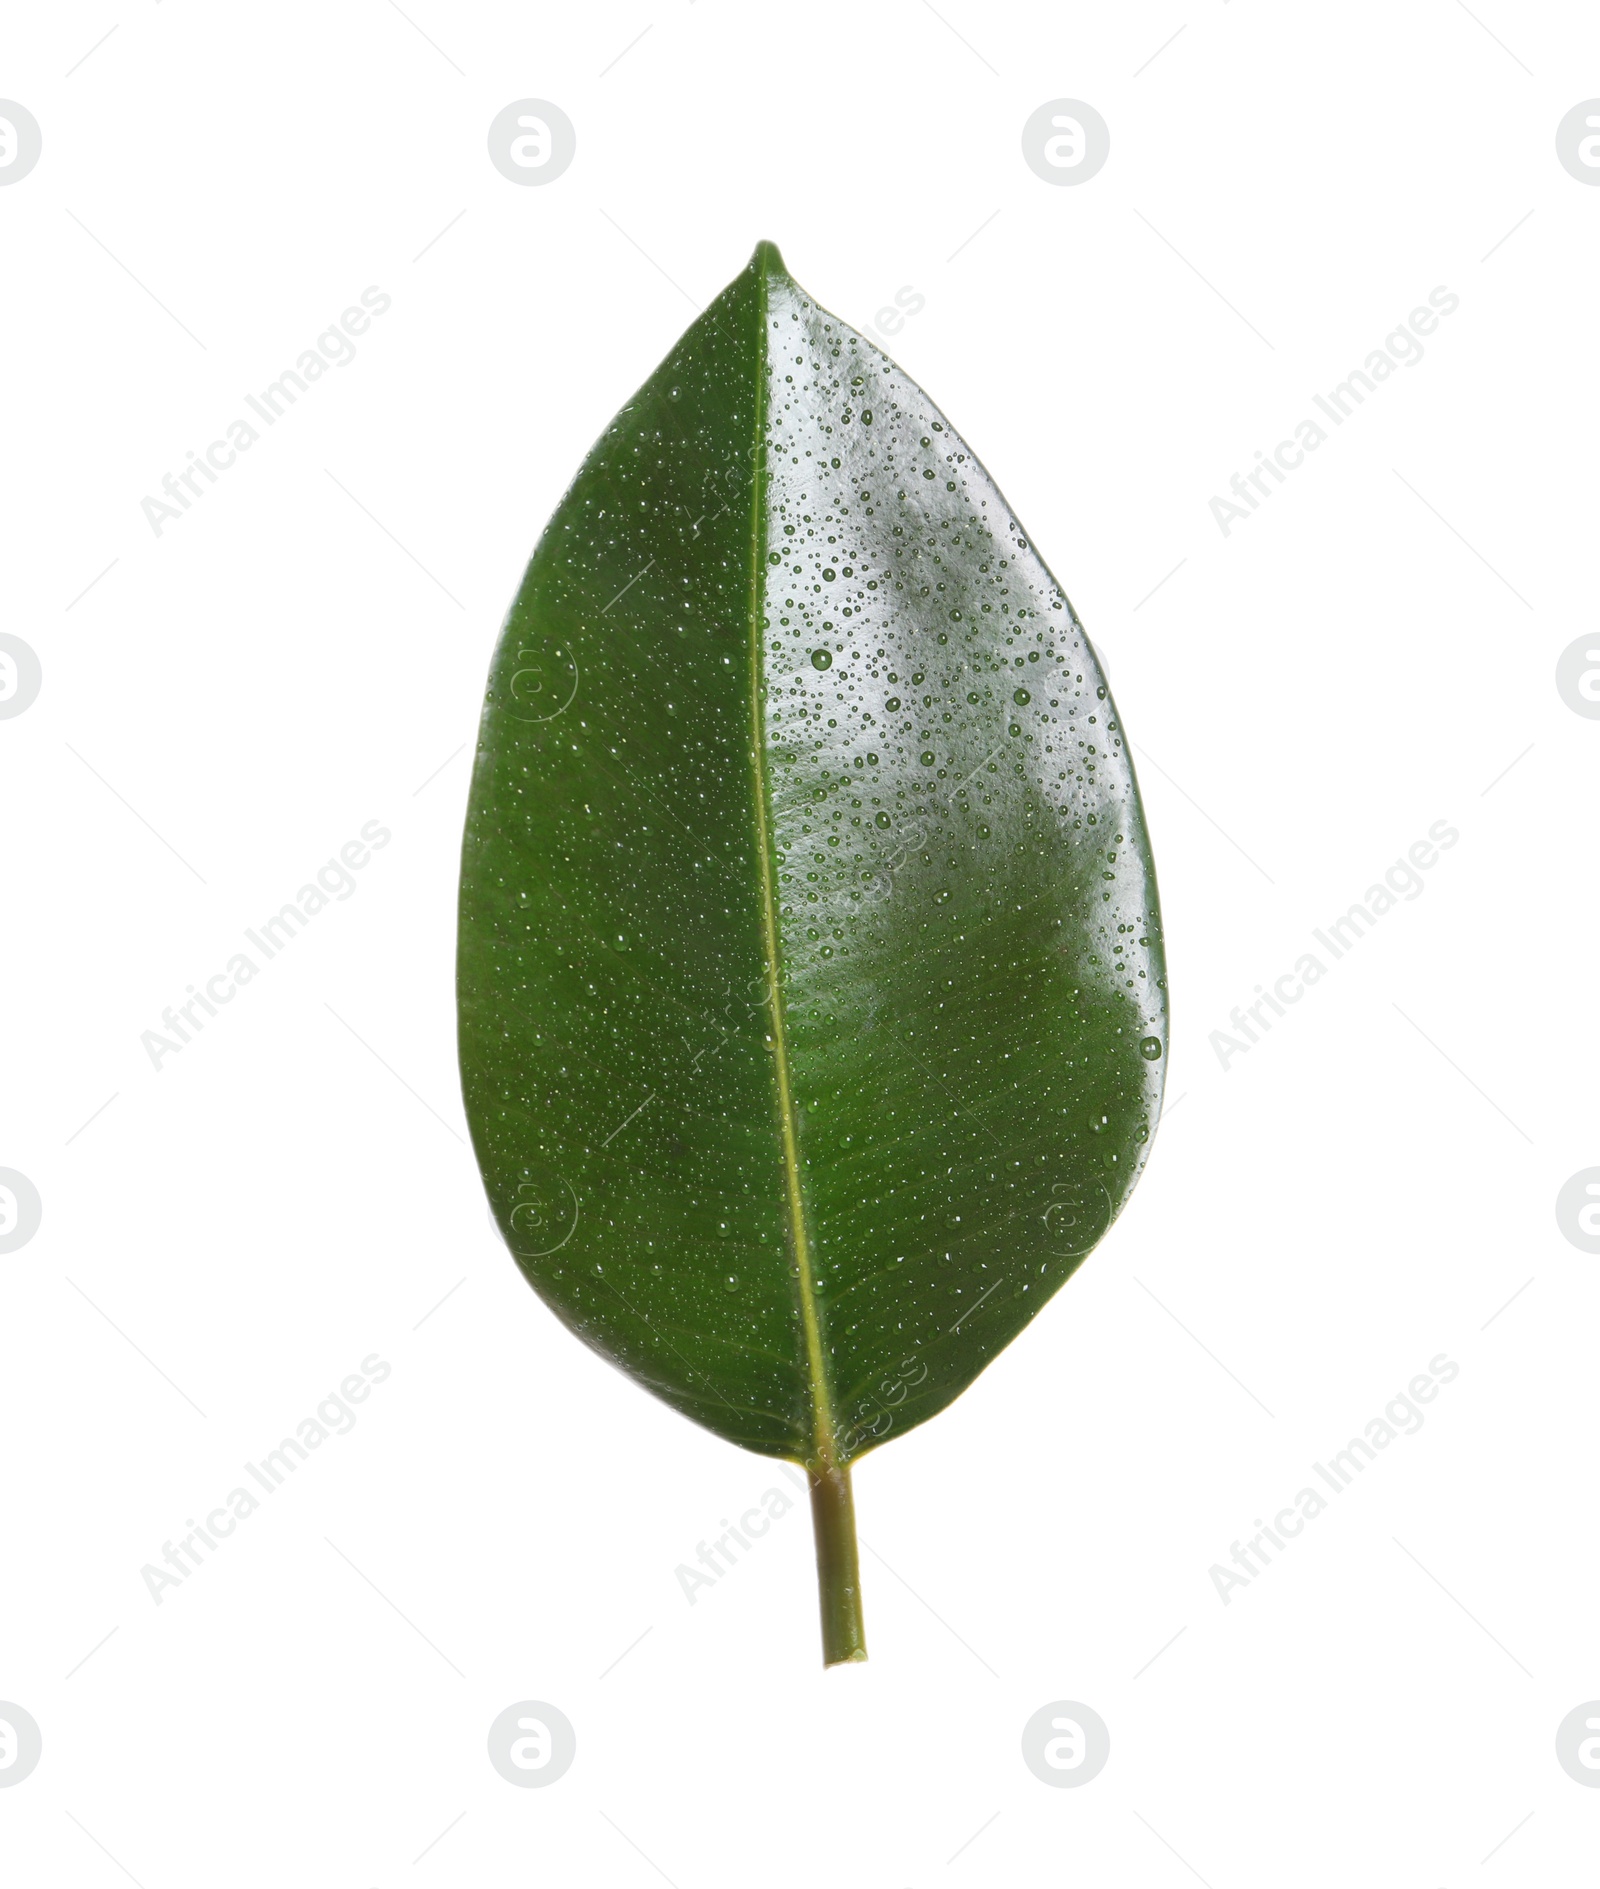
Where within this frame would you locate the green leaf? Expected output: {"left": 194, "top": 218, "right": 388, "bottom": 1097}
{"left": 457, "top": 242, "right": 1167, "bottom": 1663}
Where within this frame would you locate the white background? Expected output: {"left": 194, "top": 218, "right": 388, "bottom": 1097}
{"left": 2, "top": 3, "right": 1597, "bottom": 1883}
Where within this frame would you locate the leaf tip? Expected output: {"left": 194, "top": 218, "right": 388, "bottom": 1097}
{"left": 750, "top": 238, "right": 789, "bottom": 279}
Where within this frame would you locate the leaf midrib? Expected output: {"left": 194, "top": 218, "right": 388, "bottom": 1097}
{"left": 744, "top": 253, "right": 838, "bottom": 1471}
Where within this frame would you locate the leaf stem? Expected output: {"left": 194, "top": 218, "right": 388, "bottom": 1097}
{"left": 809, "top": 1460, "right": 867, "bottom": 1665}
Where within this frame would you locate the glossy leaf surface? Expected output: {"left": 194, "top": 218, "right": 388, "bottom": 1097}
{"left": 458, "top": 243, "right": 1165, "bottom": 1538}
